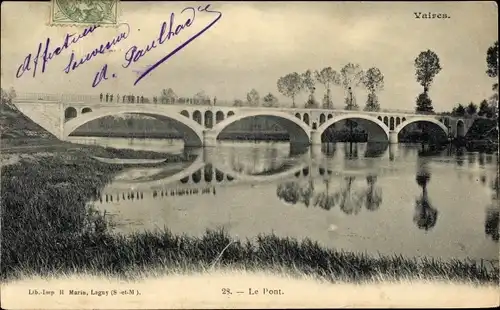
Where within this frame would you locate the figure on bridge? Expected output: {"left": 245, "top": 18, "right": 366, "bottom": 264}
{"left": 110, "top": 94, "right": 113, "bottom": 102}
{"left": 99, "top": 93, "right": 103, "bottom": 102}
{"left": 105, "top": 93, "right": 109, "bottom": 102}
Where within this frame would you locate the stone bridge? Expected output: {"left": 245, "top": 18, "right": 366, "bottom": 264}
{"left": 14, "top": 94, "right": 476, "bottom": 147}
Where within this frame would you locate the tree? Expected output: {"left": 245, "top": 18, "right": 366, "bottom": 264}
{"left": 478, "top": 99, "right": 490, "bottom": 116}
{"left": 277, "top": 72, "right": 303, "bottom": 108}
{"left": 160, "top": 88, "right": 177, "bottom": 104}
{"left": 486, "top": 41, "right": 498, "bottom": 79}
{"left": 233, "top": 99, "right": 244, "bottom": 107}
{"left": 362, "top": 67, "right": 384, "bottom": 112}
{"left": 414, "top": 50, "right": 442, "bottom": 92}
{"left": 340, "top": 63, "right": 364, "bottom": 110}
{"left": 302, "top": 69, "right": 318, "bottom": 108}
{"left": 344, "top": 90, "right": 359, "bottom": 110}
{"left": 452, "top": 103, "right": 466, "bottom": 116}
{"left": 194, "top": 91, "right": 209, "bottom": 105}
{"left": 363, "top": 93, "right": 380, "bottom": 112}
{"left": 466, "top": 102, "right": 478, "bottom": 115}
{"left": 415, "top": 92, "right": 434, "bottom": 113}
{"left": 246, "top": 89, "right": 260, "bottom": 106}
{"left": 322, "top": 89, "right": 333, "bottom": 109}
{"left": 1, "top": 88, "right": 10, "bottom": 105}
{"left": 315, "top": 67, "right": 340, "bottom": 109}
{"left": 486, "top": 41, "right": 499, "bottom": 118}
{"left": 262, "top": 93, "right": 278, "bottom": 107}
{"left": 1, "top": 87, "right": 17, "bottom": 110}
{"left": 414, "top": 50, "right": 441, "bottom": 113}
{"left": 8, "top": 87, "right": 16, "bottom": 102}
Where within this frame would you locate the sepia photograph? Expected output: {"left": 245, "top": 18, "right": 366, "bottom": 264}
{"left": 1, "top": 1, "right": 499, "bottom": 308}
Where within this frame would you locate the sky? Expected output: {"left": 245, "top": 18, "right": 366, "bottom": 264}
{"left": 1, "top": 1, "right": 498, "bottom": 112}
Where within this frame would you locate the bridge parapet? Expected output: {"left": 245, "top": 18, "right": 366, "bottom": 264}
{"left": 13, "top": 92, "right": 480, "bottom": 117}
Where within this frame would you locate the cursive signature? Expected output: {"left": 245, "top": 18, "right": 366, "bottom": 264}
{"left": 64, "top": 23, "right": 131, "bottom": 74}
{"left": 16, "top": 25, "right": 100, "bottom": 79}
{"left": 124, "top": 4, "right": 222, "bottom": 85}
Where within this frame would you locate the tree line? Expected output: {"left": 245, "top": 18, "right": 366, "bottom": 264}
{"left": 276, "top": 64, "right": 385, "bottom": 111}
{"left": 445, "top": 100, "right": 497, "bottom": 118}
{"left": 415, "top": 41, "right": 498, "bottom": 118}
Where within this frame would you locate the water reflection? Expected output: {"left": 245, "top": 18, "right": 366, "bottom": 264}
{"left": 485, "top": 174, "right": 499, "bottom": 242}
{"left": 364, "top": 175, "right": 382, "bottom": 211}
{"left": 89, "top": 140, "right": 498, "bottom": 261}
{"left": 414, "top": 158, "right": 438, "bottom": 231}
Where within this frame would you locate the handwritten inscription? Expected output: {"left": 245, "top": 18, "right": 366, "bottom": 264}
{"left": 92, "top": 64, "right": 117, "bottom": 87}
{"left": 16, "top": 25, "right": 100, "bottom": 79}
{"left": 125, "top": 4, "right": 222, "bottom": 85}
{"left": 122, "top": 7, "right": 196, "bottom": 69}
{"left": 64, "top": 23, "right": 131, "bottom": 74}
{"left": 15, "top": 4, "right": 222, "bottom": 88}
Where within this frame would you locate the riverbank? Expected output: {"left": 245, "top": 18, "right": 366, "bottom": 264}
{"left": 1, "top": 153, "right": 498, "bottom": 284}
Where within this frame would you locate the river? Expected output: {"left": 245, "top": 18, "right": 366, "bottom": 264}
{"left": 87, "top": 138, "right": 499, "bottom": 263}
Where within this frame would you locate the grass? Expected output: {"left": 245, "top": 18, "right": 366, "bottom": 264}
{"left": 1, "top": 153, "right": 498, "bottom": 285}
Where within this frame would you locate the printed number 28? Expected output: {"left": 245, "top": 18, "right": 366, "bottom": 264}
{"left": 222, "top": 288, "right": 231, "bottom": 295}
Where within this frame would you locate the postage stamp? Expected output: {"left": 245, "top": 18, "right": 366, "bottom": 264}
{"left": 50, "top": 0, "right": 118, "bottom": 26}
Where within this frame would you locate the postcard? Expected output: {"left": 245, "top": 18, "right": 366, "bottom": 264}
{"left": 1, "top": 0, "right": 499, "bottom": 308}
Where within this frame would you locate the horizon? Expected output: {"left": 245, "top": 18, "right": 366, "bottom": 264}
{"left": 1, "top": 1, "right": 498, "bottom": 113}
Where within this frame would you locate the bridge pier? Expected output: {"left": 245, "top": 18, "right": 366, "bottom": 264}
{"left": 203, "top": 130, "right": 218, "bottom": 147}
{"left": 389, "top": 144, "right": 399, "bottom": 161}
{"left": 310, "top": 130, "right": 322, "bottom": 145}
{"left": 389, "top": 131, "right": 398, "bottom": 144}
{"left": 310, "top": 144, "right": 323, "bottom": 161}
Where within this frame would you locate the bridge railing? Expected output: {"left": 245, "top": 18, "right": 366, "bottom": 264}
{"left": 11, "top": 92, "right": 493, "bottom": 119}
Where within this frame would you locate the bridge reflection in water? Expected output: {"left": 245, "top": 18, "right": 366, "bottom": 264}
{"left": 91, "top": 141, "right": 498, "bottom": 263}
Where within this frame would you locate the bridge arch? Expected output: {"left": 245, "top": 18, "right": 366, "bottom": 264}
{"left": 64, "top": 107, "right": 77, "bottom": 121}
{"left": 193, "top": 110, "right": 202, "bottom": 124}
{"left": 303, "top": 113, "right": 310, "bottom": 125}
{"left": 204, "top": 111, "right": 213, "bottom": 128}
{"left": 215, "top": 111, "right": 225, "bottom": 124}
{"left": 64, "top": 108, "right": 205, "bottom": 147}
{"left": 394, "top": 117, "right": 449, "bottom": 138}
{"left": 210, "top": 152, "right": 311, "bottom": 183}
{"left": 317, "top": 114, "right": 390, "bottom": 143}
{"left": 319, "top": 113, "right": 326, "bottom": 125}
{"left": 99, "top": 156, "right": 206, "bottom": 191}
{"left": 211, "top": 111, "right": 311, "bottom": 145}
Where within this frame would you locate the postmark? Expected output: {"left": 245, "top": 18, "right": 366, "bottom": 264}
{"left": 50, "top": 0, "right": 118, "bottom": 26}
